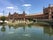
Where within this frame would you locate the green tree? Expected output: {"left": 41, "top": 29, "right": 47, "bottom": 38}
{"left": 1, "top": 16, "right": 6, "bottom": 23}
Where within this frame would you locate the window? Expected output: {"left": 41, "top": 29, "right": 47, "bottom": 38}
{"left": 52, "top": 16, "right": 53, "bottom": 18}
{"left": 45, "top": 13, "right": 48, "bottom": 15}
{"left": 52, "top": 12, "right": 53, "bottom": 14}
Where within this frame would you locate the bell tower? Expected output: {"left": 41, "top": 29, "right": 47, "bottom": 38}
{"left": 43, "top": 4, "right": 52, "bottom": 20}
{"left": 49, "top": 6, "right": 52, "bottom": 20}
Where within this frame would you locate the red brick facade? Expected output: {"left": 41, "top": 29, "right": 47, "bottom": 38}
{"left": 6, "top": 4, "right": 53, "bottom": 20}
{"left": 8, "top": 11, "right": 26, "bottom": 21}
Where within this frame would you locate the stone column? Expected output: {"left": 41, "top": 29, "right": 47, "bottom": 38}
{"left": 24, "top": 18, "right": 25, "bottom": 22}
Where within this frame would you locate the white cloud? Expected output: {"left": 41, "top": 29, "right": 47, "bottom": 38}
{"left": 5, "top": 6, "right": 21, "bottom": 14}
{"left": 6, "top": 6, "right": 18, "bottom": 10}
{"left": 22, "top": 4, "right": 32, "bottom": 14}
{"left": 22, "top": 4, "right": 32, "bottom": 7}
{"left": 6, "top": 7, "right": 14, "bottom": 9}
{"left": 0, "top": 0, "right": 21, "bottom": 16}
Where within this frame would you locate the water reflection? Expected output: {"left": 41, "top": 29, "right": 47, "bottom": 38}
{"left": 0, "top": 24, "right": 53, "bottom": 35}
{"left": 8, "top": 25, "right": 12, "bottom": 29}
{"left": 22, "top": 25, "right": 25, "bottom": 32}
{"left": 28, "top": 24, "right": 32, "bottom": 28}
{"left": 0, "top": 24, "right": 53, "bottom": 40}
{"left": 1, "top": 25, "right": 6, "bottom": 32}
{"left": 44, "top": 25, "right": 53, "bottom": 36}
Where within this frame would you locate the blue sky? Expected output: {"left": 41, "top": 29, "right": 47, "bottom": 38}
{"left": 0, "top": 0, "right": 53, "bottom": 16}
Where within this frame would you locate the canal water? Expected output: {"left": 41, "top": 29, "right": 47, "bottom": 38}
{"left": 0, "top": 24, "right": 53, "bottom": 40}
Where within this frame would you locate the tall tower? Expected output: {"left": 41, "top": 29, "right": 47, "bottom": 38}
{"left": 8, "top": 12, "right": 11, "bottom": 20}
{"left": 22, "top": 11, "right": 26, "bottom": 21}
{"left": 49, "top": 7, "right": 52, "bottom": 20}
{"left": 9, "top": 12, "right": 11, "bottom": 16}
{"left": 48, "top": 4, "right": 52, "bottom": 20}
{"left": 22, "top": 11, "right": 26, "bottom": 15}
{"left": 43, "top": 4, "right": 52, "bottom": 20}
